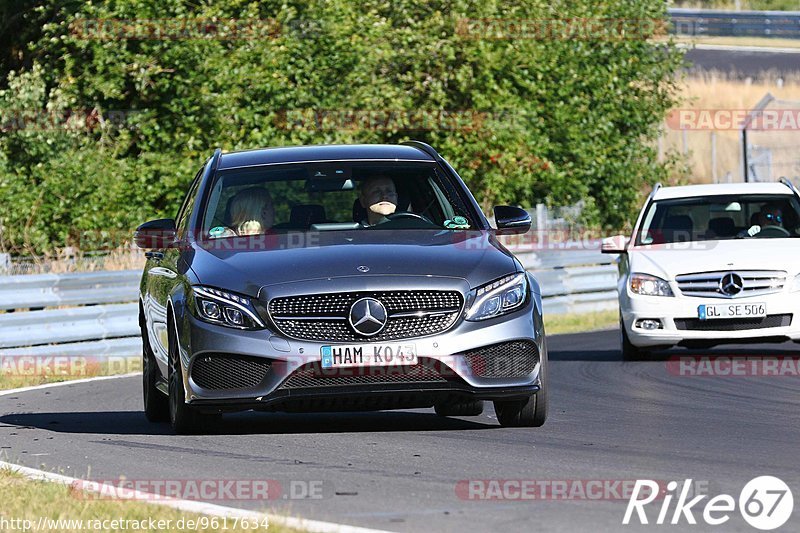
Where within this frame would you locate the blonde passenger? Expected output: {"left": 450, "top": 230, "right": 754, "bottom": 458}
{"left": 228, "top": 187, "right": 274, "bottom": 236}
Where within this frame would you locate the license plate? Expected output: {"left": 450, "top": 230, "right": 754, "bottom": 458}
{"left": 320, "top": 344, "right": 418, "bottom": 368}
{"left": 698, "top": 302, "right": 766, "bottom": 320}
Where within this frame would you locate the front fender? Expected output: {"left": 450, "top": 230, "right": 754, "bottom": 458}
{"left": 169, "top": 281, "right": 194, "bottom": 372}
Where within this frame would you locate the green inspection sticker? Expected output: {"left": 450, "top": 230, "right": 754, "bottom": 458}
{"left": 444, "top": 216, "right": 470, "bottom": 229}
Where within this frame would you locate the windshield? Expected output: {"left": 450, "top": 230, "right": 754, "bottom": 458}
{"left": 635, "top": 194, "right": 800, "bottom": 245}
{"left": 201, "top": 161, "right": 478, "bottom": 238}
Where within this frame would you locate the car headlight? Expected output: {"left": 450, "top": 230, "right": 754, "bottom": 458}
{"left": 192, "top": 286, "right": 265, "bottom": 329}
{"left": 630, "top": 273, "right": 674, "bottom": 297}
{"left": 465, "top": 273, "right": 528, "bottom": 321}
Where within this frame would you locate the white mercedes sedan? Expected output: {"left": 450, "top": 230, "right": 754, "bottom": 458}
{"left": 602, "top": 180, "right": 800, "bottom": 359}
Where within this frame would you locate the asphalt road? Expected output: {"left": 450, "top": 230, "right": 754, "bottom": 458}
{"left": 684, "top": 47, "right": 800, "bottom": 78}
{"left": 1, "top": 330, "right": 799, "bottom": 532}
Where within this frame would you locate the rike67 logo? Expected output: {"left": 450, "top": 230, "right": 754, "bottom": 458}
{"left": 624, "top": 477, "right": 793, "bottom": 530}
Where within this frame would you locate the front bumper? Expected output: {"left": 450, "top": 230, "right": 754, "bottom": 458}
{"left": 622, "top": 289, "right": 800, "bottom": 347}
{"left": 179, "top": 295, "right": 545, "bottom": 411}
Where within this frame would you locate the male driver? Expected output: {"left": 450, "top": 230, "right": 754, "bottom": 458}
{"left": 739, "top": 203, "right": 785, "bottom": 238}
{"left": 359, "top": 175, "right": 398, "bottom": 226}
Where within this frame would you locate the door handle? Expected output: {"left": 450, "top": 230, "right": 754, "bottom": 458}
{"left": 145, "top": 251, "right": 164, "bottom": 260}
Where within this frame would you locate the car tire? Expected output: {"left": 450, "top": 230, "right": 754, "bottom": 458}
{"left": 494, "top": 355, "right": 547, "bottom": 427}
{"left": 620, "top": 317, "right": 645, "bottom": 361}
{"left": 434, "top": 399, "right": 484, "bottom": 417}
{"left": 168, "top": 321, "right": 218, "bottom": 435}
{"left": 142, "top": 327, "right": 169, "bottom": 423}
{"left": 494, "top": 393, "right": 546, "bottom": 427}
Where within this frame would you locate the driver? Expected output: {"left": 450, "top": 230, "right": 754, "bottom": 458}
{"left": 755, "top": 203, "right": 783, "bottom": 228}
{"left": 739, "top": 203, "right": 784, "bottom": 237}
{"left": 359, "top": 175, "right": 398, "bottom": 226}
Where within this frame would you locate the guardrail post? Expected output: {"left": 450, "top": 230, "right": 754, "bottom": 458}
{"left": 0, "top": 253, "right": 9, "bottom": 275}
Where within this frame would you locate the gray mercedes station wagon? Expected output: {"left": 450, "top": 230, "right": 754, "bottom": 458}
{"left": 135, "top": 142, "right": 548, "bottom": 433}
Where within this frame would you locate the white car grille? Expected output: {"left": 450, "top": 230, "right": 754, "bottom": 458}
{"left": 675, "top": 270, "right": 786, "bottom": 299}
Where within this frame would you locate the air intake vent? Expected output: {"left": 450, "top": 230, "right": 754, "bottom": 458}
{"left": 191, "top": 354, "right": 271, "bottom": 390}
{"left": 674, "top": 314, "right": 792, "bottom": 331}
{"left": 464, "top": 340, "right": 539, "bottom": 378}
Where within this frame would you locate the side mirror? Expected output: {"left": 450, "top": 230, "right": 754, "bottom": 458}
{"left": 601, "top": 234, "right": 628, "bottom": 254}
{"left": 494, "top": 206, "right": 531, "bottom": 235}
{"left": 134, "top": 219, "right": 177, "bottom": 249}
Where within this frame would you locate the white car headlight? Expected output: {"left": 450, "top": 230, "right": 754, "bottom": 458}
{"left": 466, "top": 273, "right": 528, "bottom": 321}
{"left": 192, "top": 286, "right": 265, "bottom": 329}
{"left": 630, "top": 273, "right": 674, "bottom": 297}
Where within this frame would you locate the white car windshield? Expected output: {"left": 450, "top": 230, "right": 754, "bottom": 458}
{"left": 636, "top": 194, "right": 800, "bottom": 244}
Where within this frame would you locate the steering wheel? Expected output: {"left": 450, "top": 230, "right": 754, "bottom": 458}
{"left": 386, "top": 211, "right": 435, "bottom": 225}
{"left": 756, "top": 225, "right": 791, "bottom": 238}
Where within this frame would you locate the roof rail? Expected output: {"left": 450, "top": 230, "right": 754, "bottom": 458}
{"left": 209, "top": 148, "right": 223, "bottom": 173}
{"left": 649, "top": 182, "right": 662, "bottom": 199}
{"left": 780, "top": 177, "right": 800, "bottom": 197}
{"left": 401, "top": 140, "right": 440, "bottom": 160}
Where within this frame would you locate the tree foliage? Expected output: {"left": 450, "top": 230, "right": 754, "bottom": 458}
{"left": 0, "top": 0, "right": 684, "bottom": 253}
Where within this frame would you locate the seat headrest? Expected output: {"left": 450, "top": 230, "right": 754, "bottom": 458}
{"left": 708, "top": 217, "right": 735, "bottom": 237}
{"left": 290, "top": 204, "right": 326, "bottom": 227}
{"left": 663, "top": 215, "right": 693, "bottom": 242}
{"left": 352, "top": 199, "right": 367, "bottom": 223}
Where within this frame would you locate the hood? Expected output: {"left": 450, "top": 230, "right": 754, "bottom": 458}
{"left": 183, "top": 230, "right": 519, "bottom": 297}
{"left": 630, "top": 239, "right": 800, "bottom": 279}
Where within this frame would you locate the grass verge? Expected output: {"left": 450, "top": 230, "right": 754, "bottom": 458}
{"left": 0, "top": 469, "right": 301, "bottom": 533}
{"left": 0, "top": 355, "right": 140, "bottom": 391}
{"left": 544, "top": 309, "right": 618, "bottom": 335}
{"left": 664, "top": 72, "right": 800, "bottom": 184}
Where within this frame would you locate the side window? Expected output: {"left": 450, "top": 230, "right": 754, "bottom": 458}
{"left": 175, "top": 166, "right": 205, "bottom": 238}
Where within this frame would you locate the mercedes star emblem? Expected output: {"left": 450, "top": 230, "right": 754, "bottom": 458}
{"left": 357, "top": 265, "right": 370, "bottom": 273}
{"left": 719, "top": 272, "right": 744, "bottom": 296}
{"left": 348, "top": 297, "right": 387, "bottom": 337}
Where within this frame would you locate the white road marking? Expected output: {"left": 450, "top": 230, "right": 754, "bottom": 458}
{"left": 0, "top": 375, "right": 395, "bottom": 533}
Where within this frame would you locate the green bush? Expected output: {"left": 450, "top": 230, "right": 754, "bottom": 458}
{"left": 0, "top": 0, "right": 683, "bottom": 254}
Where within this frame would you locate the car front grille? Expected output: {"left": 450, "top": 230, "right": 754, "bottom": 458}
{"left": 190, "top": 354, "right": 271, "bottom": 390}
{"left": 674, "top": 314, "right": 792, "bottom": 331}
{"left": 675, "top": 270, "right": 786, "bottom": 298}
{"left": 277, "top": 359, "right": 450, "bottom": 390}
{"left": 268, "top": 291, "right": 463, "bottom": 342}
{"left": 464, "top": 340, "right": 539, "bottom": 378}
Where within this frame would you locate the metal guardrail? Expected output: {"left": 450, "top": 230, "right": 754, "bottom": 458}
{"left": 669, "top": 8, "right": 800, "bottom": 38}
{"left": 0, "top": 270, "right": 139, "bottom": 311}
{"left": 0, "top": 251, "right": 619, "bottom": 355}
{"left": 0, "top": 303, "right": 138, "bottom": 349}
{"left": 516, "top": 247, "right": 619, "bottom": 315}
